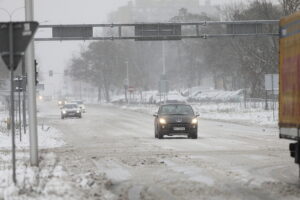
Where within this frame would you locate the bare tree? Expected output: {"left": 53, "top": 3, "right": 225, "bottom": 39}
{"left": 280, "top": 0, "right": 300, "bottom": 15}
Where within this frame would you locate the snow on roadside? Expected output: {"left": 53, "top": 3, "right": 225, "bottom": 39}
{"left": 0, "top": 125, "right": 65, "bottom": 150}
{"left": 117, "top": 102, "right": 278, "bottom": 127}
{"left": 0, "top": 152, "right": 116, "bottom": 200}
{"left": 192, "top": 103, "right": 278, "bottom": 127}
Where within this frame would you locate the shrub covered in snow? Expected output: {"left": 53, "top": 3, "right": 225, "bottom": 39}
{"left": 188, "top": 88, "right": 244, "bottom": 102}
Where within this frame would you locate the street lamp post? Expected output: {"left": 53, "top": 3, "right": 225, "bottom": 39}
{"left": 162, "top": 41, "right": 166, "bottom": 75}
{"left": 25, "top": 0, "right": 39, "bottom": 167}
{"left": 162, "top": 41, "right": 167, "bottom": 104}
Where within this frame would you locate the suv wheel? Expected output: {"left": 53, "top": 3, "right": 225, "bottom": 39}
{"left": 158, "top": 131, "right": 164, "bottom": 139}
{"left": 190, "top": 132, "right": 198, "bottom": 139}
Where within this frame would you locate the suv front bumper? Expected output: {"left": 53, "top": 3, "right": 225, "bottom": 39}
{"left": 158, "top": 123, "right": 197, "bottom": 135}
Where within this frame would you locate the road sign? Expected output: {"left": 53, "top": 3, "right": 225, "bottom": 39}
{"left": 52, "top": 26, "right": 93, "bottom": 38}
{"left": 14, "top": 77, "right": 23, "bottom": 92}
{"left": 227, "top": 23, "right": 263, "bottom": 34}
{"left": 265, "top": 74, "right": 279, "bottom": 92}
{"left": 128, "top": 86, "right": 134, "bottom": 92}
{"left": 0, "top": 22, "right": 39, "bottom": 70}
{"left": 135, "top": 24, "right": 181, "bottom": 41}
{"left": 159, "top": 80, "right": 169, "bottom": 93}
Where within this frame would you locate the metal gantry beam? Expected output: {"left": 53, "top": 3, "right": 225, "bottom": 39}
{"left": 34, "top": 34, "right": 279, "bottom": 41}
{"left": 35, "top": 20, "right": 280, "bottom": 42}
{"left": 38, "top": 20, "right": 279, "bottom": 28}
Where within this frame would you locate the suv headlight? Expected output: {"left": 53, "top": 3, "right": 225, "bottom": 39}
{"left": 159, "top": 118, "right": 166, "bottom": 124}
{"left": 62, "top": 110, "right": 66, "bottom": 114}
{"left": 191, "top": 118, "right": 198, "bottom": 124}
{"left": 76, "top": 109, "right": 80, "bottom": 113}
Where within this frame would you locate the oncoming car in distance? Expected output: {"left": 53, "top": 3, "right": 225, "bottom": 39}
{"left": 61, "top": 103, "right": 82, "bottom": 119}
{"left": 153, "top": 104, "right": 199, "bottom": 139}
{"left": 57, "top": 99, "right": 67, "bottom": 107}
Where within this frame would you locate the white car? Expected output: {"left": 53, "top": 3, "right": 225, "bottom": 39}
{"left": 61, "top": 103, "right": 82, "bottom": 119}
{"left": 70, "top": 100, "right": 86, "bottom": 113}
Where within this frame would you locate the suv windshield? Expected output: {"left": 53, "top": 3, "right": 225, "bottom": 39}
{"left": 159, "top": 105, "right": 194, "bottom": 115}
{"left": 63, "top": 104, "right": 77, "bottom": 109}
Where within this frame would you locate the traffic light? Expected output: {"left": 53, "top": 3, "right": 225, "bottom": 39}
{"left": 49, "top": 70, "right": 53, "bottom": 77}
{"left": 35, "top": 60, "right": 38, "bottom": 85}
{"left": 289, "top": 142, "right": 300, "bottom": 164}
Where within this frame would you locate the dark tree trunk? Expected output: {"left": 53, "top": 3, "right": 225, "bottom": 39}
{"left": 97, "top": 86, "right": 102, "bottom": 103}
{"left": 102, "top": 74, "right": 110, "bottom": 102}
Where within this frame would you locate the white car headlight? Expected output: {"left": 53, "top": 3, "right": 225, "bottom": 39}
{"left": 62, "top": 110, "right": 66, "bottom": 114}
{"left": 159, "top": 118, "right": 166, "bottom": 124}
{"left": 191, "top": 118, "right": 198, "bottom": 124}
{"left": 76, "top": 110, "right": 80, "bottom": 113}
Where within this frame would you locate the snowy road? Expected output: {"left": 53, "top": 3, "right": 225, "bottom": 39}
{"left": 40, "top": 103, "right": 300, "bottom": 200}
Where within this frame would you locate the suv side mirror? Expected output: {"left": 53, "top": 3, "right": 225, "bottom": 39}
{"left": 153, "top": 112, "right": 158, "bottom": 117}
{"left": 195, "top": 112, "right": 200, "bottom": 117}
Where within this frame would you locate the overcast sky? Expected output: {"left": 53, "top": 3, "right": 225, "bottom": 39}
{"left": 0, "top": 0, "right": 264, "bottom": 95}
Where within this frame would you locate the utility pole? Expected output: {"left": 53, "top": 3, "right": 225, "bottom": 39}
{"left": 126, "top": 61, "right": 130, "bottom": 104}
{"left": 22, "top": 56, "right": 26, "bottom": 134}
{"left": 17, "top": 76, "right": 22, "bottom": 141}
{"left": 9, "top": 22, "right": 16, "bottom": 184}
{"left": 25, "top": 0, "right": 38, "bottom": 166}
{"left": 162, "top": 41, "right": 166, "bottom": 75}
{"left": 162, "top": 41, "right": 166, "bottom": 104}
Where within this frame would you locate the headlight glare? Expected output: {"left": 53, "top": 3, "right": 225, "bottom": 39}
{"left": 191, "top": 118, "right": 198, "bottom": 124}
{"left": 159, "top": 118, "right": 166, "bottom": 124}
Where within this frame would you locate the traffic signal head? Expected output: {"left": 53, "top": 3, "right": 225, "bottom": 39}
{"left": 35, "top": 60, "right": 39, "bottom": 85}
{"left": 49, "top": 70, "right": 53, "bottom": 77}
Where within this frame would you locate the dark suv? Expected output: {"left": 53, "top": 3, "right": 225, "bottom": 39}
{"left": 153, "top": 104, "right": 198, "bottom": 139}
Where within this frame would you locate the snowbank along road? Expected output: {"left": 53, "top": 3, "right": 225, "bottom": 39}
{"left": 40, "top": 102, "right": 300, "bottom": 200}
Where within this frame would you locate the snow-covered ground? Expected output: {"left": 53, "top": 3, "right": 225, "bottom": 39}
{"left": 110, "top": 88, "right": 278, "bottom": 127}
{"left": 0, "top": 100, "right": 283, "bottom": 199}
{"left": 0, "top": 151, "right": 115, "bottom": 200}
{"left": 112, "top": 88, "right": 245, "bottom": 104}
{"left": 45, "top": 103, "right": 299, "bottom": 200}
{"left": 0, "top": 110, "right": 68, "bottom": 200}
{"left": 192, "top": 102, "right": 278, "bottom": 127}
{"left": 118, "top": 102, "right": 278, "bottom": 127}
{"left": 187, "top": 87, "right": 244, "bottom": 102}
{"left": 0, "top": 125, "right": 65, "bottom": 150}
{"left": 0, "top": 107, "right": 114, "bottom": 200}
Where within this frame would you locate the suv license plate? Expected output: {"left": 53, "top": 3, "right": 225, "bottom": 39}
{"left": 174, "top": 127, "right": 185, "bottom": 131}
